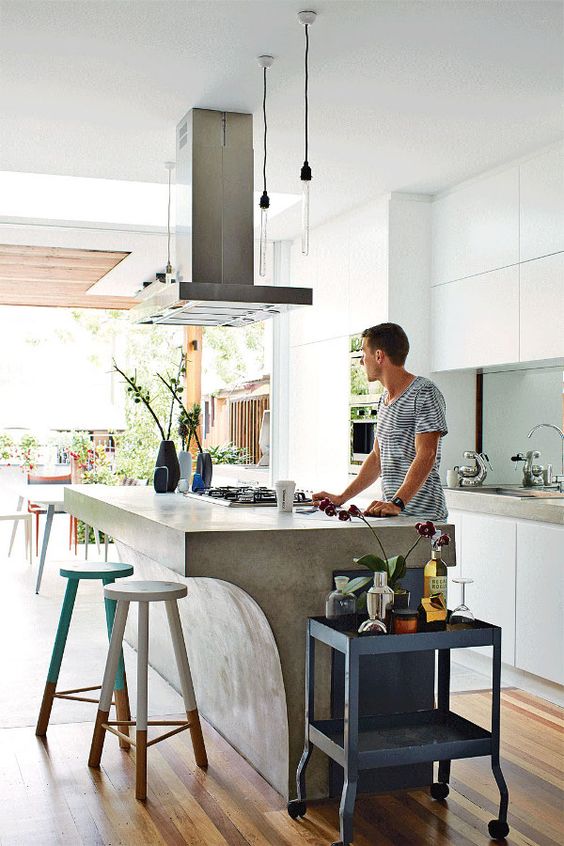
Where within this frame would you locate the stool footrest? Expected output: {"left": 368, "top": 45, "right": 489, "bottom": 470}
{"left": 55, "top": 684, "right": 101, "bottom": 696}
{"left": 103, "top": 718, "right": 193, "bottom": 748}
{"left": 102, "top": 725, "right": 138, "bottom": 747}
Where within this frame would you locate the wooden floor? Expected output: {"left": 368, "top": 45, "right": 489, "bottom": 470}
{"left": 0, "top": 689, "right": 561, "bottom": 846}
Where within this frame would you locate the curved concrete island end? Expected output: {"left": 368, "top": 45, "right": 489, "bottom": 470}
{"left": 64, "top": 484, "right": 456, "bottom": 800}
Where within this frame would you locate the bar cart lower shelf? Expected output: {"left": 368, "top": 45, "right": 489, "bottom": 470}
{"left": 287, "top": 616, "right": 510, "bottom": 846}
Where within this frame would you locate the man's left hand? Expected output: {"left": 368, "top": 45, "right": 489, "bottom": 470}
{"left": 364, "top": 500, "right": 402, "bottom": 517}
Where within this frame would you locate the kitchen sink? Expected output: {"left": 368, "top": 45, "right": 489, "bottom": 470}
{"left": 454, "top": 487, "right": 564, "bottom": 499}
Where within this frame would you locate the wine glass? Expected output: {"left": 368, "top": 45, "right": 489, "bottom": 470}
{"left": 449, "top": 578, "right": 475, "bottom": 628}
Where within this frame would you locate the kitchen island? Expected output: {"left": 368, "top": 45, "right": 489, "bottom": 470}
{"left": 65, "top": 484, "right": 456, "bottom": 799}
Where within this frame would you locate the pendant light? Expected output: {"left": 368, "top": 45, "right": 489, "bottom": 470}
{"left": 298, "top": 10, "right": 316, "bottom": 256}
{"left": 257, "top": 55, "right": 274, "bottom": 277}
{"left": 164, "top": 161, "right": 175, "bottom": 284}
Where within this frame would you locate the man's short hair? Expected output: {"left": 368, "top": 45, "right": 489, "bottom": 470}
{"left": 361, "top": 323, "right": 410, "bottom": 365}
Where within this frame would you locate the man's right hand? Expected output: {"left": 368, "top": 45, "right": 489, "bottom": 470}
{"left": 312, "top": 491, "right": 346, "bottom": 507}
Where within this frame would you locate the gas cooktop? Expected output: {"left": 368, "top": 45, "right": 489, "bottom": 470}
{"left": 184, "top": 485, "right": 313, "bottom": 507}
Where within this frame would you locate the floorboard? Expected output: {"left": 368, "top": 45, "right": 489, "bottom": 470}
{"left": 0, "top": 689, "right": 562, "bottom": 846}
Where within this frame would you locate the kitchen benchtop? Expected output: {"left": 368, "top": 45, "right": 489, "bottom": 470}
{"left": 64, "top": 484, "right": 456, "bottom": 576}
{"left": 65, "top": 484, "right": 447, "bottom": 535}
{"left": 445, "top": 486, "right": 564, "bottom": 525}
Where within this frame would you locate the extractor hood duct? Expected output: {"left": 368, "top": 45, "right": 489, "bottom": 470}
{"left": 131, "top": 108, "right": 313, "bottom": 327}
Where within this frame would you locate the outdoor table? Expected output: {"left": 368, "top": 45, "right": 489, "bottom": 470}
{"left": 13, "top": 484, "right": 69, "bottom": 594}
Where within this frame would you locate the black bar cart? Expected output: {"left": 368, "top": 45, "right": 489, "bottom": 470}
{"left": 287, "top": 616, "right": 510, "bottom": 846}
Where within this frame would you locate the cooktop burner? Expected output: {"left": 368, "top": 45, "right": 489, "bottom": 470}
{"left": 184, "top": 485, "right": 312, "bottom": 507}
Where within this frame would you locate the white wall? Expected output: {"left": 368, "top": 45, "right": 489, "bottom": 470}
{"left": 482, "top": 367, "right": 564, "bottom": 484}
{"left": 286, "top": 198, "right": 389, "bottom": 493}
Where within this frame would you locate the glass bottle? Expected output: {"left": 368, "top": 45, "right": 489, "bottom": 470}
{"left": 358, "top": 571, "right": 394, "bottom": 634}
{"left": 424, "top": 545, "right": 448, "bottom": 607}
{"left": 325, "top": 576, "right": 357, "bottom": 630}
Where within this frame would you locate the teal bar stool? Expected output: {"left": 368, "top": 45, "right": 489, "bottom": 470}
{"left": 36, "top": 562, "right": 134, "bottom": 748}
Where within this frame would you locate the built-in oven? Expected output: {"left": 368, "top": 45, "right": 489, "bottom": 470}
{"left": 349, "top": 334, "right": 384, "bottom": 473}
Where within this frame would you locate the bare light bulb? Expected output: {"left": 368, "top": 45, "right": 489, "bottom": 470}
{"left": 300, "top": 162, "right": 311, "bottom": 256}
{"left": 259, "top": 190, "right": 270, "bottom": 277}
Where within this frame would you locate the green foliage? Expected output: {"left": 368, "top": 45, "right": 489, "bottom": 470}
{"left": 203, "top": 323, "right": 265, "bottom": 387}
{"left": 351, "top": 363, "right": 369, "bottom": 396}
{"left": 82, "top": 445, "right": 117, "bottom": 486}
{"left": 177, "top": 403, "right": 202, "bottom": 452}
{"left": 0, "top": 433, "right": 14, "bottom": 461}
{"left": 18, "top": 433, "right": 40, "bottom": 471}
{"left": 354, "top": 551, "right": 407, "bottom": 591}
{"left": 206, "top": 442, "right": 250, "bottom": 464}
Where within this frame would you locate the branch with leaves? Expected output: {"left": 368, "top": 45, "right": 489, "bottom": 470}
{"left": 158, "top": 368, "right": 203, "bottom": 453}
{"left": 113, "top": 360, "right": 166, "bottom": 440}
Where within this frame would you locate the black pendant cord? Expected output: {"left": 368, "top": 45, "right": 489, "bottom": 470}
{"left": 260, "top": 66, "right": 270, "bottom": 209}
{"left": 301, "top": 23, "right": 312, "bottom": 182}
{"left": 166, "top": 166, "right": 172, "bottom": 268}
{"left": 304, "top": 23, "right": 309, "bottom": 165}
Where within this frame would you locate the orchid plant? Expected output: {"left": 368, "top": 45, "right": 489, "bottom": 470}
{"left": 317, "top": 498, "right": 450, "bottom": 594}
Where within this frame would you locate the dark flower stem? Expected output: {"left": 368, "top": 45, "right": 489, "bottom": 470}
{"left": 357, "top": 513, "right": 389, "bottom": 563}
{"left": 113, "top": 361, "right": 166, "bottom": 440}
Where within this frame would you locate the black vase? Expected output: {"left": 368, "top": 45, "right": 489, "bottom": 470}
{"left": 154, "top": 440, "right": 180, "bottom": 493}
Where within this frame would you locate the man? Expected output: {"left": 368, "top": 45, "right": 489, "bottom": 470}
{"left": 313, "top": 323, "right": 448, "bottom": 520}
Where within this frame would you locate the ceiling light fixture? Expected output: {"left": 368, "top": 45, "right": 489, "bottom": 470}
{"left": 298, "top": 10, "right": 316, "bottom": 256}
{"left": 257, "top": 54, "right": 274, "bottom": 277}
{"left": 164, "top": 160, "right": 175, "bottom": 284}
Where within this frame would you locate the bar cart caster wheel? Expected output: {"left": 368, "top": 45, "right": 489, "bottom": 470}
{"left": 488, "top": 819, "right": 509, "bottom": 840}
{"left": 287, "top": 800, "right": 307, "bottom": 819}
{"left": 430, "top": 782, "right": 449, "bottom": 800}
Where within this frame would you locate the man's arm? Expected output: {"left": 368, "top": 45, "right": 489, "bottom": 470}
{"left": 364, "top": 432, "right": 440, "bottom": 516}
{"left": 313, "top": 439, "right": 382, "bottom": 507}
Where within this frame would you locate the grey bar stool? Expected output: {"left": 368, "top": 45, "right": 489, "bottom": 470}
{"left": 88, "top": 580, "right": 207, "bottom": 800}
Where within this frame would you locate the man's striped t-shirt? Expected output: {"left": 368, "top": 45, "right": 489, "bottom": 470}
{"left": 376, "top": 376, "right": 448, "bottom": 521}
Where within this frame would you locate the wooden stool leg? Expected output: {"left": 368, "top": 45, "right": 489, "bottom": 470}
{"left": 103, "top": 583, "right": 131, "bottom": 750}
{"left": 89, "top": 600, "right": 130, "bottom": 768}
{"left": 165, "top": 599, "right": 208, "bottom": 768}
{"left": 136, "top": 602, "right": 149, "bottom": 800}
{"left": 36, "top": 578, "right": 79, "bottom": 736}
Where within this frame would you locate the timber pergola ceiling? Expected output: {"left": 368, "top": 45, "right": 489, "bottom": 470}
{"left": 0, "top": 244, "right": 138, "bottom": 309}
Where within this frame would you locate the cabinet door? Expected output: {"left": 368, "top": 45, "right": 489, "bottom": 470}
{"left": 520, "top": 144, "right": 564, "bottom": 262}
{"left": 515, "top": 522, "right": 564, "bottom": 685}
{"left": 459, "top": 514, "right": 516, "bottom": 665}
{"left": 432, "top": 167, "right": 519, "bottom": 286}
{"left": 520, "top": 252, "right": 564, "bottom": 362}
{"left": 431, "top": 266, "right": 519, "bottom": 371}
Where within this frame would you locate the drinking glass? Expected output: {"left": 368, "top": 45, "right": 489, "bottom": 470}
{"left": 449, "top": 578, "right": 475, "bottom": 627}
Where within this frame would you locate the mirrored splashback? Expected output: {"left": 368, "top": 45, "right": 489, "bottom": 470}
{"left": 482, "top": 366, "right": 564, "bottom": 485}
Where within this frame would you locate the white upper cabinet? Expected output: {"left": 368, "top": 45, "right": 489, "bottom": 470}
{"left": 431, "top": 265, "right": 519, "bottom": 371}
{"left": 520, "top": 144, "right": 564, "bottom": 262}
{"left": 432, "top": 167, "right": 519, "bottom": 286}
{"left": 520, "top": 252, "right": 564, "bottom": 362}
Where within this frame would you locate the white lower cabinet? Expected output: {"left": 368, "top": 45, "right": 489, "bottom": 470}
{"left": 457, "top": 513, "right": 517, "bottom": 665}
{"left": 515, "top": 522, "right": 564, "bottom": 685}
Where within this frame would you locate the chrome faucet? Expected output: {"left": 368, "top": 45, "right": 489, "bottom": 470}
{"left": 527, "top": 423, "right": 564, "bottom": 491}
{"left": 457, "top": 451, "right": 492, "bottom": 486}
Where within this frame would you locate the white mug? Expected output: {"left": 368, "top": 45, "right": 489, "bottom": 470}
{"left": 446, "top": 469, "right": 459, "bottom": 488}
{"left": 274, "top": 480, "right": 296, "bottom": 512}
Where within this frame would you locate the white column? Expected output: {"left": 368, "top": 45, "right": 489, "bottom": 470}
{"left": 270, "top": 240, "right": 292, "bottom": 484}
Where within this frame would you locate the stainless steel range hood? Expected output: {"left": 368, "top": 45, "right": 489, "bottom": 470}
{"left": 131, "top": 108, "right": 312, "bottom": 327}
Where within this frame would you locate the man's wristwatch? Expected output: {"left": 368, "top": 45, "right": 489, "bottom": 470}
{"left": 391, "top": 496, "right": 405, "bottom": 512}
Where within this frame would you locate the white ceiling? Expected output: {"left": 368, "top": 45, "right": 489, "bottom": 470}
{"left": 1, "top": 0, "right": 563, "bottom": 242}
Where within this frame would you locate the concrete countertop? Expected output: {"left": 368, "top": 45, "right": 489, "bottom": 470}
{"left": 445, "top": 486, "right": 564, "bottom": 525}
{"left": 65, "top": 483, "right": 448, "bottom": 540}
